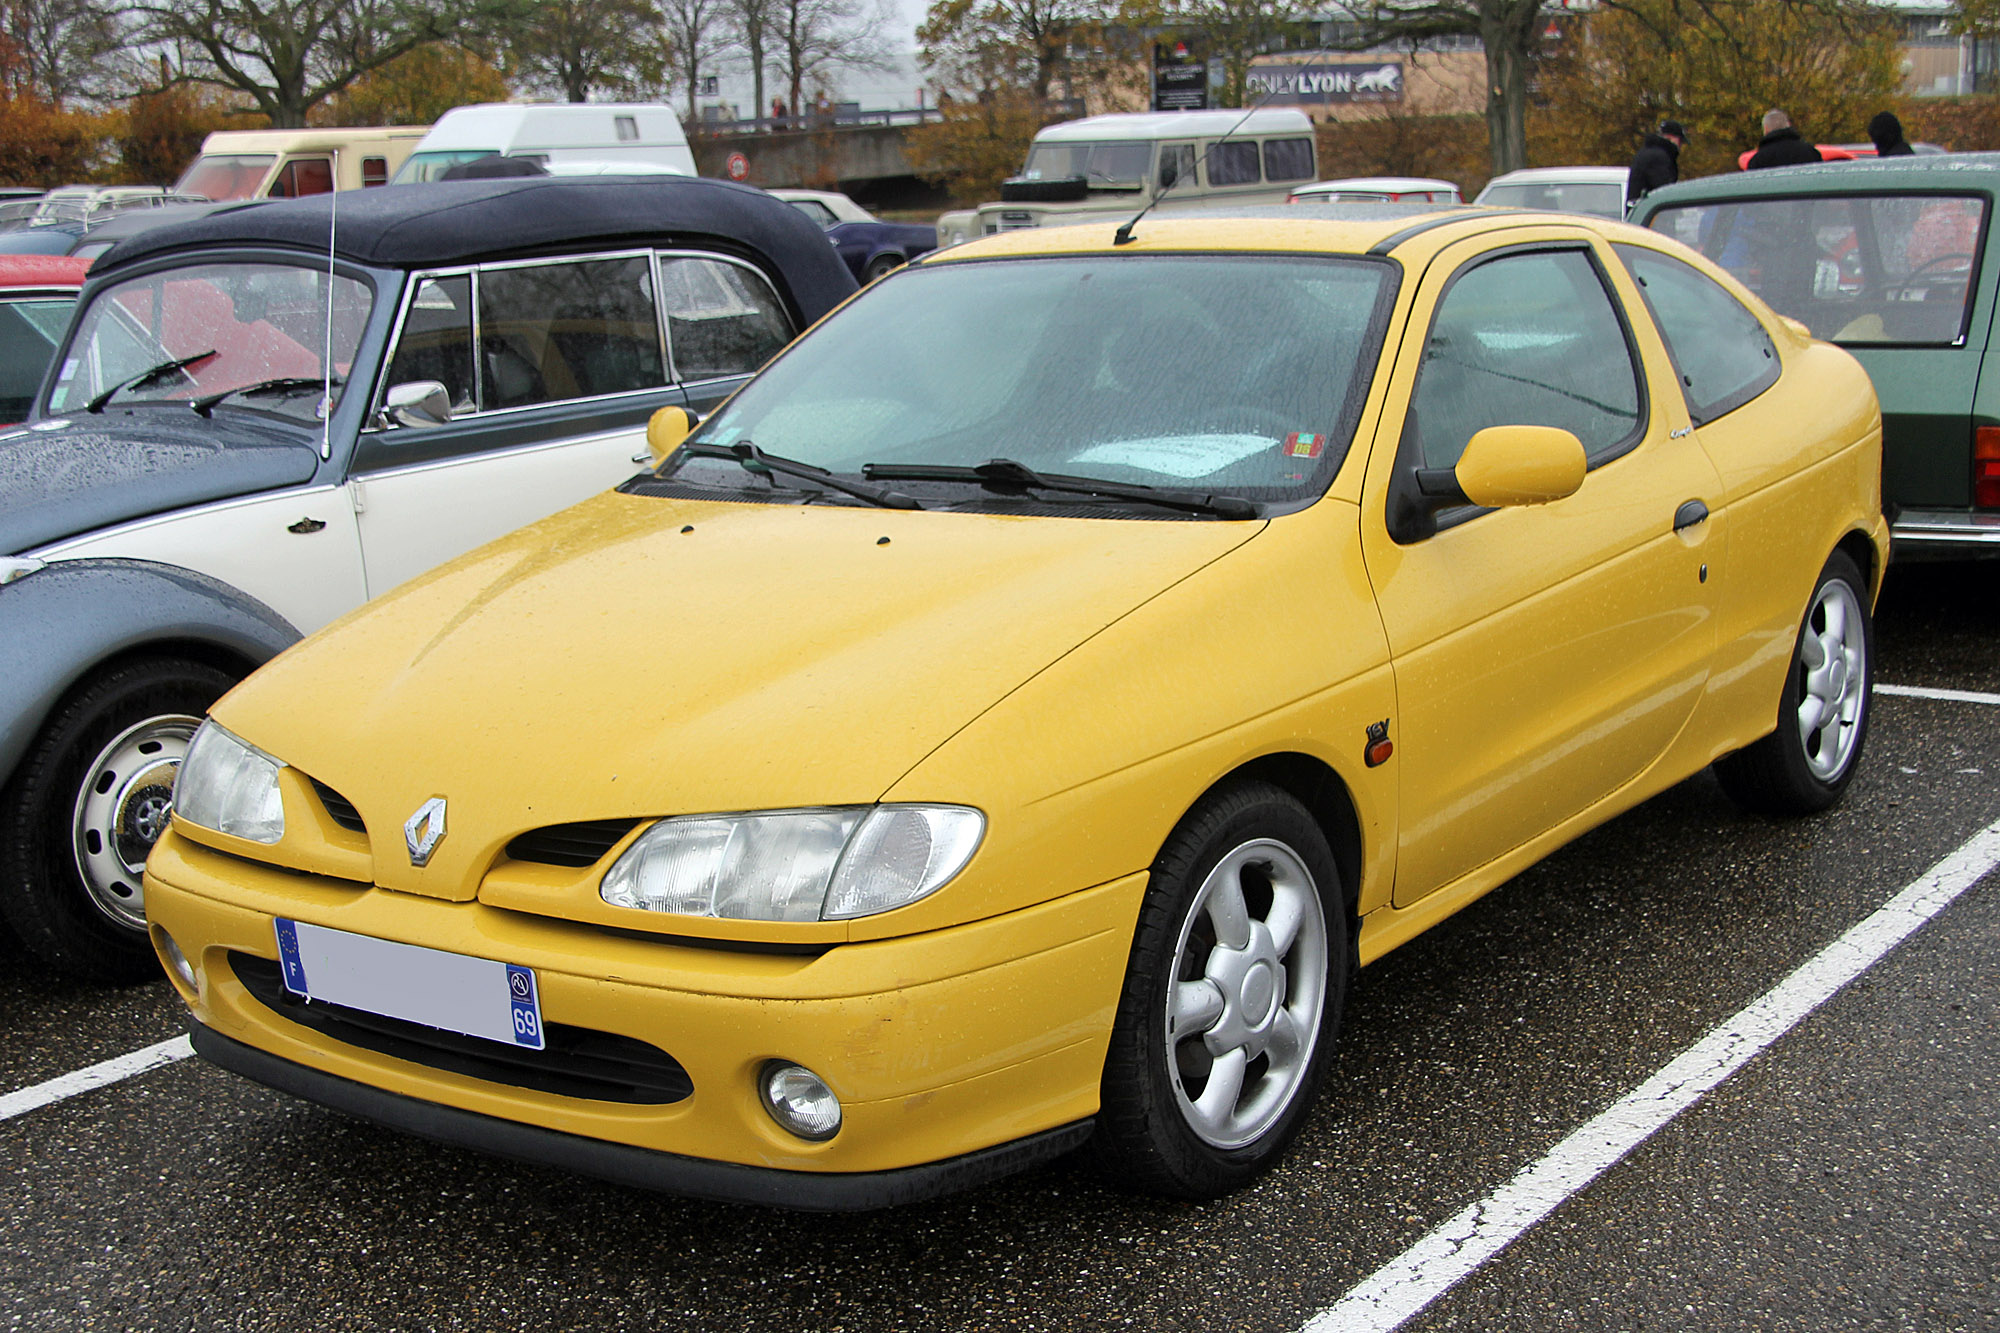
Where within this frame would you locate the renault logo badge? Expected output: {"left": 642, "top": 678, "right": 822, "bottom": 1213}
{"left": 404, "top": 796, "right": 447, "bottom": 867}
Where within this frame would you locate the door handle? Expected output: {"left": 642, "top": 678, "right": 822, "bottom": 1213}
{"left": 1673, "top": 499, "right": 1709, "bottom": 532}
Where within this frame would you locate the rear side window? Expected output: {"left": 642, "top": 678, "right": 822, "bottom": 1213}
{"left": 1615, "top": 244, "right": 1778, "bottom": 424}
{"left": 1412, "top": 248, "right": 1642, "bottom": 470}
{"left": 1649, "top": 193, "right": 1986, "bottom": 345}
{"left": 478, "top": 256, "right": 666, "bottom": 409}
{"left": 1158, "top": 142, "right": 1196, "bottom": 192}
{"left": 659, "top": 257, "right": 792, "bottom": 380}
{"left": 361, "top": 156, "right": 389, "bottom": 188}
{"left": 269, "top": 159, "right": 334, "bottom": 198}
{"left": 1208, "top": 142, "right": 1260, "bottom": 187}
{"left": 1262, "top": 138, "right": 1314, "bottom": 183}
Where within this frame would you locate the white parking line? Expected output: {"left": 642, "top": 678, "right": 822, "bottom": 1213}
{"left": 1303, "top": 813, "right": 2000, "bottom": 1333}
{"left": 0, "top": 1035, "right": 192, "bottom": 1123}
{"left": 1878, "top": 683, "right": 2000, "bottom": 706}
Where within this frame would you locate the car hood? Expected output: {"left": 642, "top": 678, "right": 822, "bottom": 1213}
{"left": 218, "top": 490, "right": 1263, "bottom": 897}
{"left": 0, "top": 413, "right": 319, "bottom": 555}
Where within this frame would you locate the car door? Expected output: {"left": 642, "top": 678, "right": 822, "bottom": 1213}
{"left": 1358, "top": 233, "right": 1726, "bottom": 907}
{"left": 351, "top": 255, "right": 687, "bottom": 599}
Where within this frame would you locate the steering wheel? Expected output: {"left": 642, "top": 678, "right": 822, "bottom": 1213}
{"left": 1885, "top": 252, "right": 1975, "bottom": 299}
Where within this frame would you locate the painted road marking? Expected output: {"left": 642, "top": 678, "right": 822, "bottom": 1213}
{"left": 0, "top": 1035, "right": 192, "bottom": 1123}
{"left": 1304, "top": 813, "right": 2000, "bottom": 1333}
{"left": 1878, "top": 683, "right": 2000, "bottom": 706}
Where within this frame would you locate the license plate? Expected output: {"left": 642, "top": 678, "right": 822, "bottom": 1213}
{"left": 273, "top": 919, "right": 545, "bottom": 1051}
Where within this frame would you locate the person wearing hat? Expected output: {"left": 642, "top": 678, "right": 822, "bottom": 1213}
{"left": 1869, "top": 110, "right": 1915, "bottom": 157}
{"left": 1626, "top": 119, "right": 1686, "bottom": 211}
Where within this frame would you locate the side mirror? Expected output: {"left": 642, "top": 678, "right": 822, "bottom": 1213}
{"left": 646, "top": 405, "right": 693, "bottom": 466}
{"left": 382, "top": 380, "right": 452, "bottom": 428}
{"left": 1416, "top": 425, "right": 1587, "bottom": 509}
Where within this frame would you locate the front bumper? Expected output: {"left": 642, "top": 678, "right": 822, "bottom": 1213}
{"left": 146, "top": 829, "right": 1147, "bottom": 1203}
{"left": 192, "top": 1024, "right": 1094, "bottom": 1211}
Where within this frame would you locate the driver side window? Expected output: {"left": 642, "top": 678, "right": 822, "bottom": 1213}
{"left": 1411, "top": 249, "right": 1642, "bottom": 472}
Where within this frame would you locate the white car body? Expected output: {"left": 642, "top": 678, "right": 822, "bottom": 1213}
{"left": 1288, "top": 176, "right": 1462, "bottom": 205}
{"left": 1475, "top": 166, "right": 1631, "bottom": 219}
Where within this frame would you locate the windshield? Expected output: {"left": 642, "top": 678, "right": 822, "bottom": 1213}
{"left": 1480, "top": 181, "right": 1625, "bottom": 218}
{"left": 175, "top": 155, "right": 276, "bottom": 202}
{"left": 47, "top": 261, "right": 373, "bottom": 419}
{"left": 669, "top": 253, "right": 1393, "bottom": 509}
{"left": 391, "top": 150, "right": 502, "bottom": 185}
{"left": 1021, "top": 140, "right": 1153, "bottom": 189}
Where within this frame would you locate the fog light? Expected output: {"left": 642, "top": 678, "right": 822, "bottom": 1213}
{"left": 759, "top": 1061, "right": 841, "bottom": 1141}
{"left": 155, "top": 927, "right": 197, "bottom": 993}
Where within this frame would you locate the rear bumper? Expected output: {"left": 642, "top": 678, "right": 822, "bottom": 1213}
{"left": 1891, "top": 508, "right": 2000, "bottom": 558}
{"left": 192, "top": 1023, "right": 1094, "bottom": 1211}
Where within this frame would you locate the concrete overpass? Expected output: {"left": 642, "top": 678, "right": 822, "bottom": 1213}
{"left": 688, "top": 111, "right": 949, "bottom": 210}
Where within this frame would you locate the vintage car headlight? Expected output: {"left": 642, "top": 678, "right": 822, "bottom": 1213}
{"left": 599, "top": 805, "right": 984, "bottom": 922}
{"left": 172, "top": 720, "right": 286, "bottom": 844}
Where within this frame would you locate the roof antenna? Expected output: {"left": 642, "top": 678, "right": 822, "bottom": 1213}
{"left": 1114, "top": 85, "right": 1283, "bottom": 247}
{"left": 318, "top": 149, "right": 337, "bottom": 460}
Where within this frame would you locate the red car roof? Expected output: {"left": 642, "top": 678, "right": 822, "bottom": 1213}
{"left": 0, "top": 254, "right": 91, "bottom": 288}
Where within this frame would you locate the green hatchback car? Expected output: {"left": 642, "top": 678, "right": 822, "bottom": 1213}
{"left": 1633, "top": 155, "right": 2000, "bottom": 556}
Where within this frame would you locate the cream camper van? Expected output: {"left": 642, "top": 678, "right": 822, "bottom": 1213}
{"left": 175, "top": 127, "right": 428, "bottom": 202}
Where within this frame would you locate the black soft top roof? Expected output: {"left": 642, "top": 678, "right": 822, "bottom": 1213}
{"left": 94, "top": 175, "right": 857, "bottom": 320}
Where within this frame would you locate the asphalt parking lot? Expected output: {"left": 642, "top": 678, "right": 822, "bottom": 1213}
{"left": 2, "top": 560, "right": 1994, "bottom": 1333}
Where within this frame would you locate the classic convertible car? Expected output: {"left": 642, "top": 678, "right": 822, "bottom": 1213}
{"left": 769, "top": 188, "right": 938, "bottom": 283}
{"left": 146, "top": 205, "right": 1884, "bottom": 1209}
{"left": 0, "top": 175, "right": 853, "bottom": 981}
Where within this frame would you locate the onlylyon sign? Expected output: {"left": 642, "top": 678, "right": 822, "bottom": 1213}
{"left": 1246, "top": 61, "right": 1403, "bottom": 104}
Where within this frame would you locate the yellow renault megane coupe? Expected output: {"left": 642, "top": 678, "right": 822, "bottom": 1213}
{"left": 144, "top": 206, "right": 1887, "bottom": 1209}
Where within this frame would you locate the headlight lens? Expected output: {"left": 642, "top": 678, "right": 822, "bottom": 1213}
{"left": 600, "top": 804, "right": 983, "bottom": 922}
{"left": 172, "top": 720, "right": 286, "bottom": 844}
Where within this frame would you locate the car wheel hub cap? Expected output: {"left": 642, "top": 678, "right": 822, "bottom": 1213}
{"left": 1796, "top": 579, "right": 1867, "bottom": 782}
{"left": 1165, "top": 837, "right": 1328, "bottom": 1150}
{"left": 72, "top": 715, "right": 201, "bottom": 930}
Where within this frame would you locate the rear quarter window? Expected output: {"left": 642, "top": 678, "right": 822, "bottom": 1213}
{"left": 1614, "top": 244, "right": 1779, "bottom": 424}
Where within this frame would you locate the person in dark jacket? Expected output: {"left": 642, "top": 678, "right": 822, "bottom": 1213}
{"left": 1746, "top": 109, "right": 1823, "bottom": 169}
{"left": 1869, "top": 110, "right": 1916, "bottom": 157}
{"left": 1626, "top": 120, "right": 1685, "bottom": 210}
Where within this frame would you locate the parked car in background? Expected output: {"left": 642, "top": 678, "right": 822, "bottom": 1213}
{"left": 1475, "top": 166, "right": 1629, "bottom": 218}
{"left": 0, "top": 201, "right": 245, "bottom": 262}
{"left": 390, "top": 104, "right": 696, "bottom": 184}
{"left": 770, "top": 188, "right": 939, "bottom": 282}
{"left": 175, "top": 127, "right": 428, "bottom": 202}
{"left": 0, "top": 255, "right": 89, "bottom": 425}
{"left": 1634, "top": 154, "right": 2000, "bottom": 556}
{"left": 935, "top": 109, "right": 1318, "bottom": 247}
{"left": 0, "top": 175, "right": 854, "bottom": 982}
{"left": 1288, "top": 176, "right": 1461, "bottom": 205}
{"left": 145, "top": 204, "right": 1883, "bottom": 1211}
{"left": 0, "top": 186, "right": 210, "bottom": 232}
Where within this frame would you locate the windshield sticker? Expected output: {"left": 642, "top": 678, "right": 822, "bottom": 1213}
{"left": 1071, "top": 434, "right": 1273, "bottom": 479}
{"left": 1282, "top": 432, "right": 1325, "bottom": 459}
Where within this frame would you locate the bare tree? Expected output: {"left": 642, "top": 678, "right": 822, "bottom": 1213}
{"left": 773, "top": 0, "right": 891, "bottom": 117}
{"left": 132, "top": 0, "right": 517, "bottom": 128}
{"left": 918, "top": 0, "right": 1108, "bottom": 101}
{"left": 0, "top": 0, "right": 121, "bottom": 105}
{"left": 662, "top": 0, "right": 730, "bottom": 120}
{"left": 721, "top": 0, "right": 778, "bottom": 121}
{"left": 507, "top": 0, "right": 669, "bottom": 103}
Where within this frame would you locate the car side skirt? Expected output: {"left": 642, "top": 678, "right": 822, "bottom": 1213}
{"left": 191, "top": 1023, "right": 1095, "bottom": 1212}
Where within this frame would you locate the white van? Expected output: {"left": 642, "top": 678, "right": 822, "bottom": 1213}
{"left": 391, "top": 104, "right": 697, "bottom": 183}
{"left": 936, "top": 109, "right": 1318, "bottom": 247}
{"left": 175, "top": 127, "right": 428, "bottom": 202}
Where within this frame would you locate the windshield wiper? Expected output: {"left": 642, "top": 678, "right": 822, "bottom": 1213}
{"left": 84, "top": 349, "right": 220, "bottom": 413}
{"left": 681, "top": 441, "right": 923, "bottom": 511}
{"left": 191, "top": 376, "right": 340, "bottom": 418}
{"left": 862, "top": 458, "right": 1259, "bottom": 520}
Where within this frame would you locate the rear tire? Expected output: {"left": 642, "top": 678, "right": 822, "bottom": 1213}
{"left": 1091, "top": 779, "right": 1348, "bottom": 1199}
{"left": 1715, "top": 551, "right": 1872, "bottom": 816}
{"left": 862, "top": 254, "right": 903, "bottom": 283}
{"left": 0, "top": 657, "right": 235, "bottom": 982}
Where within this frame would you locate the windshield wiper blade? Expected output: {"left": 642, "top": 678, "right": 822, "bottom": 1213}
{"left": 84, "top": 348, "right": 220, "bottom": 413}
{"left": 863, "top": 458, "right": 1259, "bottom": 520}
{"left": 683, "top": 441, "right": 923, "bottom": 511}
{"left": 190, "top": 376, "right": 340, "bottom": 418}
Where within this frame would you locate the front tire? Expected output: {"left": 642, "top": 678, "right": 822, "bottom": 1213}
{"left": 1715, "top": 551, "right": 1872, "bottom": 815}
{"left": 1092, "top": 779, "right": 1348, "bottom": 1199}
{"left": 0, "top": 657, "right": 235, "bottom": 982}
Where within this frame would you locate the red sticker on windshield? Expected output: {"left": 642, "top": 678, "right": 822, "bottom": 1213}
{"left": 1282, "top": 432, "right": 1325, "bottom": 459}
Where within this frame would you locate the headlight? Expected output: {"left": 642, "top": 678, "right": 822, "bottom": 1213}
{"left": 600, "top": 804, "right": 983, "bottom": 922}
{"left": 172, "top": 720, "right": 286, "bottom": 844}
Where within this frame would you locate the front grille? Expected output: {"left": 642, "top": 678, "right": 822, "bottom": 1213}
{"left": 230, "top": 952, "right": 692, "bottom": 1105}
{"left": 309, "top": 779, "right": 366, "bottom": 833}
{"left": 506, "top": 818, "right": 644, "bottom": 868}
